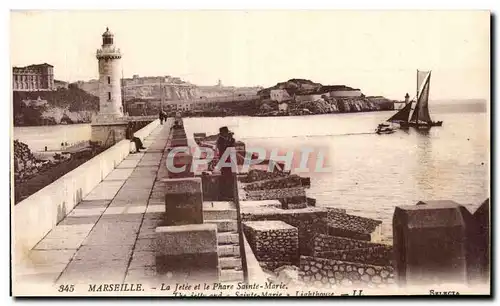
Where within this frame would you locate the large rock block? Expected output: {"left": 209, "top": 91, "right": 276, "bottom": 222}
{"left": 393, "top": 200, "right": 476, "bottom": 286}
{"left": 243, "top": 220, "right": 299, "bottom": 265}
{"left": 326, "top": 210, "right": 382, "bottom": 242}
{"left": 155, "top": 223, "right": 218, "bottom": 282}
{"left": 242, "top": 206, "right": 327, "bottom": 255}
{"left": 163, "top": 177, "right": 203, "bottom": 225}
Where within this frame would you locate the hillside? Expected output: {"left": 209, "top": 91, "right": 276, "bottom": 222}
{"left": 13, "top": 86, "right": 99, "bottom": 126}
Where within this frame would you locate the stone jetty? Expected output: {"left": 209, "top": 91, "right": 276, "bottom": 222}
{"left": 12, "top": 116, "right": 490, "bottom": 296}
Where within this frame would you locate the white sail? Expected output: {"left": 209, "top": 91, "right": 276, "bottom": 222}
{"left": 417, "top": 70, "right": 430, "bottom": 96}
{"left": 410, "top": 71, "right": 432, "bottom": 123}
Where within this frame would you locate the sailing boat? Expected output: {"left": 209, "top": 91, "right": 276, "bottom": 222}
{"left": 386, "top": 70, "right": 443, "bottom": 129}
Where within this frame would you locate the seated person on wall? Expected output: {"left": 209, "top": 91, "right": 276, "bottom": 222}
{"left": 126, "top": 122, "right": 146, "bottom": 153}
{"left": 217, "top": 126, "right": 236, "bottom": 201}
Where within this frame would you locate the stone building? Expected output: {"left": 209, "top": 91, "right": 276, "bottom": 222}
{"left": 12, "top": 63, "right": 54, "bottom": 91}
{"left": 270, "top": 89, "right": 292, "bottom": 103}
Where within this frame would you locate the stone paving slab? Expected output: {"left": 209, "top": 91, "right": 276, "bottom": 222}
{"left": 34, "top": 236, "right": 87, "bottom": 250}
{"left": 39, "top": 224, "right": 94, "bottom": 240}
{"left": 66, "top": 207, "right": 107, "bottom": 217}
{"left": 125, "top": 152, "right": 145, "bottom": 160}
{"left": 58, "top": 215, "right": 101, "bottom": 226}
{"left": 134, "top": 238, "right": 156, "bottom": 252}
{"left": 102, "top": 205, "right": 148, "bottom": 216}
{"left": 113, "top": 190, "right": 152, "bottom": 203}
{"left": 84, "top": 181, "right": 125, "bottom": 201}
{"left": 99, "top": 214, "right": 144, "bottom": 223}
{"left": 77, "top": 200, "right": 111, "bottom": 207}
{"left": 116, "top": 159, "right": 141, "bottom": 169}
{"left": 129, "top": 251, "right": 156, "bottom": 268}
{"left": 21, "top": 249, "right": 76, "bottom": 266}
{"left": 145, "top": 204, "right": 165, "bottom": 214}
{"left": 107, "top": 198, "right": 148, "bottom": 208}
{"left": 137, "top": 160, "right": 163, "bottom": 167}
{"left": 103, "top": 168, "right": 135, "bottom": 181}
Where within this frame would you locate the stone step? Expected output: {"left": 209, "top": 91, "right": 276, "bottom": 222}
{"left": 218, "top": 244, "right": 240, "bottom": 257}
{"left": 206, "top": 219, "right": 237, "bottom": 233}
{"left": 203, "top": 209, "right": 237, "bottom": 221}
{"left": 219, "top": 269, "right": 244, "bottom": 282}
{"left": 203, "top": 201, "right": 236, "bottom": 211}
{"left": 219, "top": 256, "right": 242, "bottom": 269}
{"left": 217, "top": 232, "right": 239, "bottom": 245}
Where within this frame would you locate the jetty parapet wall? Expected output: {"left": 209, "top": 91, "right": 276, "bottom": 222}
{"left": 13, "top": 119, "right": 161, "bottom": 263}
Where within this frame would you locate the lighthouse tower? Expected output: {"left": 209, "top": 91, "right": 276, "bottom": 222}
{"left": 91, "top": 28, "right": 128, "bottom": 146}
{"left": 95, "top": 27, "right": 123, "bottom": 122}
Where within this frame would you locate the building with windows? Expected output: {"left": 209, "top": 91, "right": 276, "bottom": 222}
{"left": 12, "top": 63, "right": 54, "bottom": 91}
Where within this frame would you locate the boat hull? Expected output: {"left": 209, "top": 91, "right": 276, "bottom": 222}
{"left": 400, "top": 121, "right": 443, "bottom": 129}
{"left": 376, "top": 130, "right": 395, "bottom": 134}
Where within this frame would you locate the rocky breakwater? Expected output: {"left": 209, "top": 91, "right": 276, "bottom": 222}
{"left": 238, "top": 167, "right": 393, "bottom": 288}
{"left": 311, "top": 234, "right": 393, "bottom": 267}
{"left": 13, "top": 140, "right": 61, "bottom": 184}
{"left": 299, "top": 256, "right": 394, "bottom": 288}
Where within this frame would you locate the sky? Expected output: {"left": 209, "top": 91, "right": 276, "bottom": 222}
{"left": 10, "top": 10, "right": 490, "bottom": 100}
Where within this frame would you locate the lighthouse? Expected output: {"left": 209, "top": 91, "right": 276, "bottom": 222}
{"left": 91, "top": 27, "right": 128, "bottom": 146}
{"left": 95, "top": 27, "right": 123, "bottom": 121}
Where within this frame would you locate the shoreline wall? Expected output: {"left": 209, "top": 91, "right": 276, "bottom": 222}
{"left": 13, "top": 119, "right": 160, "bottom": 264}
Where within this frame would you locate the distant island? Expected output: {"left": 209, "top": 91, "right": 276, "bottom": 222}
{"left": 252, "top": 78, "right": 395, "bottom": 117}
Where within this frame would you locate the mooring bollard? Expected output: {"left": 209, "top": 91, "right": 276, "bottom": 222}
{"left": 155, "top": 223, "right": 219, "bottom": 283}
{"left": 163, "top": 177, "right": 203, "bottom": 226}
{"left": 392, "top": 200, "right": 476, "bottom": 286}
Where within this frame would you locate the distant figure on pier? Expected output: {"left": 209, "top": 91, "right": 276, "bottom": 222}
{"left": 217, "top": 126, "right": 236, "bottom": 200}
{"left": 159, "top": 110, "right": 165, "bottom": 125}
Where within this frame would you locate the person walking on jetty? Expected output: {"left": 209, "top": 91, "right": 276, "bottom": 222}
{"left": 159, "top": 109, "right": 165, "bottom": 125}
{"left": 216, "top": 126, "right": 236, "bottom": 201}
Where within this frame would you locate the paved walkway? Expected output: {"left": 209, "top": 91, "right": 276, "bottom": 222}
{"left": 16, "top": 122, "right": 173, "bottom": 291}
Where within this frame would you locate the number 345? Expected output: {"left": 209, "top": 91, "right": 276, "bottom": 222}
{"left": 58, "top": 285, "right": 74, "bottom": 292}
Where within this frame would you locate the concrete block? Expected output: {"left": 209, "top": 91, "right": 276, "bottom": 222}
{"left": 393, "top": 200, "right": 475, "bottom": 286}
{"left": 164, "top": 177, "right": 203, "bottom": 225}
{"left": 155, "top": 224, "right": 218, "bottom": 282}
{"left": 166, "top": 151, "right": 194, "bottom": 179}
{"left": 155, "top": 224, "right": 217, "bottom": 256}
